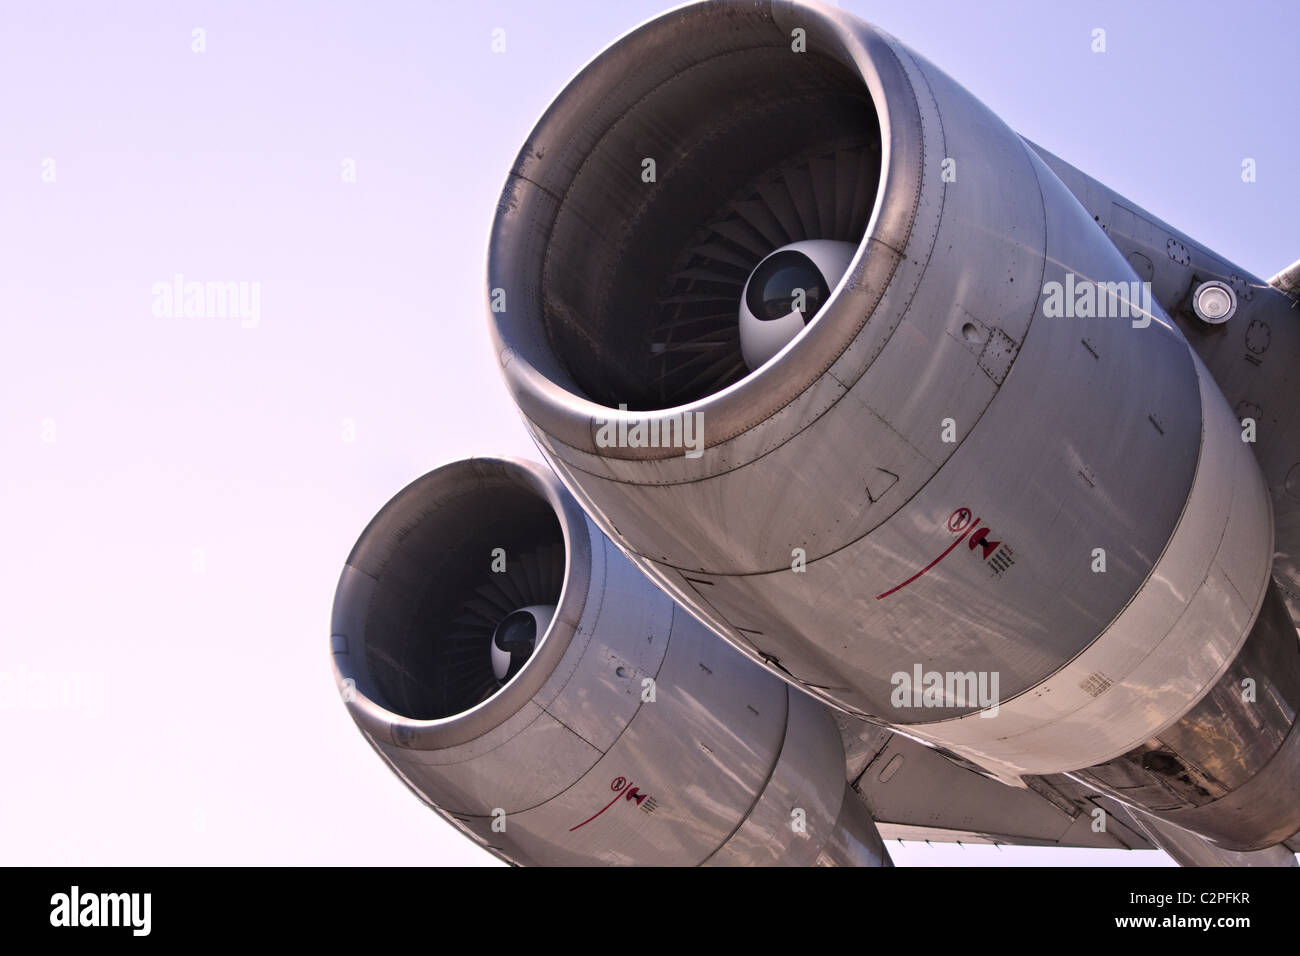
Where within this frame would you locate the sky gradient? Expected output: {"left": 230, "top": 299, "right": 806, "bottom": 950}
{"left": 3, "top": 0, "right": 1297, "bottom": 866}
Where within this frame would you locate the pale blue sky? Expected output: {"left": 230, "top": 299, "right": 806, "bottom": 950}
{"left": 2, "top": 0, "right": 1295, "bottom": 866}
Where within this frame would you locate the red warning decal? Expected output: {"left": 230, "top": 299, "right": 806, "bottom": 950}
{"left": 568, "top": 776, "right": 658, "bottom": 832}
{"left": 876, "top": 507, "right": 1015, "bottom": 600}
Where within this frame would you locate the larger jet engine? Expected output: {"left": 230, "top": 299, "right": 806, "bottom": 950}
{"left": 486, "top": 0, "right": 1300, "bottom": 851}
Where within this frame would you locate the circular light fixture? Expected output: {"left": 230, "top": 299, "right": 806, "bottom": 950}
{"left": 1192, "top": 280, "right": 1237, "bottom": 324}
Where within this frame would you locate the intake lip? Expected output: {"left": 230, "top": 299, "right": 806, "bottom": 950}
{"left": 486, "top": 0, "right": 925, "bottom": 461}
{"left": 330, "top": 457, "right": 592, "bottom": 750}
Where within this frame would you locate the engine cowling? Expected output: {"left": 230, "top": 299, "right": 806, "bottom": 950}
{"left": 486, "top": 0, "right": 1300, "bottom": 850}
{"left": 330, "top": 457, "right": 888, "bottom": 866}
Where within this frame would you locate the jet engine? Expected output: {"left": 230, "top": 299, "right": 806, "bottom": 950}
{"left": 330, "top": 457, "right": 889, "bottom": 866}
{"left": 485, "top": 0, "right": 1300, "bottom": 851}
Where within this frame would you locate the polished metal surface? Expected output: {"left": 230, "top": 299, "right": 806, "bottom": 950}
{"left": 1127, "top": 812, "right": 1299, "bottom": 868}
{"left": 329, "top": 0, "right": 1299, "bottom": 866}
{"left": 1029, "top": 144, "right": 1300, "bottom": 629}
{"left": 1270, "top": 258, "right": 1300, "bottom": 298}
{"left": 1066, "top": 579, "right": 1300, "bottom": 849}
{"left": 487, "top": 0, "right": 1263, "bottom": 732}
{"left": 481, "top": 0, "right": 1299, "bottom": 858}
{"left": 331, "top": 457, "right": 889, "bottom": 866}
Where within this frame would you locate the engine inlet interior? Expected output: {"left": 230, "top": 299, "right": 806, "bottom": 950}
{"left": 528, "top": 10, "right": 883, "bottom": 409}
{"left": 354, "top": 469, "right": 565, "bottom": 720}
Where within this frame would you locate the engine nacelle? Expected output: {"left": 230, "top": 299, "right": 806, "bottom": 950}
{"left": 486, "top": 0, "right": 1300, "bottom": 849}
{"left": 330, "top": 457, "right": 888, "bottom": 865}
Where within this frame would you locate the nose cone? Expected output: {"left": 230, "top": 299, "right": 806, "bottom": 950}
{"left": 490, "top": 605, "right": 555, "bottom": 683}
{"left": 739, "top": 239, "right": 857, "bottom": 370}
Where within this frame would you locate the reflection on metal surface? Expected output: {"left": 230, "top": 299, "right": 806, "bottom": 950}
{"left": 331, "top": 457, "right": 889, "bottom": 866}
{"left": 334, "top": 0, "right": 1300, "bottom": 865}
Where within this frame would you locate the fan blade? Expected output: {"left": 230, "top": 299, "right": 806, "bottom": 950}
{"left": 690, "top": 241, "right": 757, "bottom": 272}
{"left": 834, "top": 149, "right": 858, "bottom": 239}
{"left": 472, "top": 584, "right": 515, "bottom": 618}
{"left": 519, "top": 551, "right": 544, "bottom": 605}
{"left": 545, "top": 543, "right": 565, "bottom": 598}
{"left": 659, "top": 291, "right": 743, "bottom": 306}
{"left": 752, "top": 184, "right": 801, "bottom": 243}
{"left": 654, "top": 311, "right": 737, "bottom": 332}
{"left": 670, "top": 266, "right": 746, "bottom": 286}
{"left": 676, "top": 353, "right": 747, "bottom": 396}
{"left": 779, "top": 164, "right": 820, "bottom": 238}
{"left": 706, "top": 218, "right": 771, "bottom": 258}
{"left": 493, "top": 563, "right": 527, "bottom": 610}
{"left": 508, "top": 564, "right": 535, "bottom": 609}
{"left": 810, "top": 155, "right": 839, "bottom": 238}
{"left": 732, "top": 198, "right": 789, "bottom": 248}
{"left": 464, "top": 595, "right": 508, "bottom": 623}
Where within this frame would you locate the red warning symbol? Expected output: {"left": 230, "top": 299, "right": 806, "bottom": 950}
{"left": 968, "top": 527, "right": 1000, "bottom": 560}
{"left": 876, "top": 506, "right": 1013, "bottom": 600}
{"left": 948, "top": 508, "right": 973, "bottom": 533}
{"left": 568, "top": 776, "right": 657, "bottom": 832}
